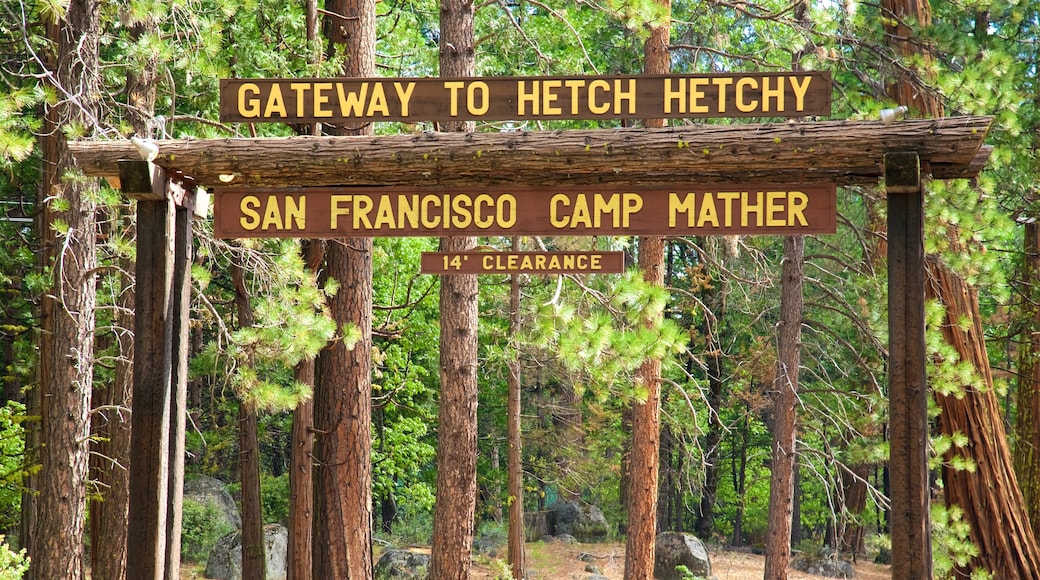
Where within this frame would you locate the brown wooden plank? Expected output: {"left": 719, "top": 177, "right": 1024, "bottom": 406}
{"left": 211, "top": 184, "right": 836, "bottom": 238}
{"left": 886, "top": 152, "right": 932, "bottom": 580}
{"left": 67, "top": 117, "right": 993, "bottom": 188}
{"left": 220, "top": 72, "right": 831, "bottom": 123}
{"left": 421, "top": 251, "right": 625, "bottom": 274}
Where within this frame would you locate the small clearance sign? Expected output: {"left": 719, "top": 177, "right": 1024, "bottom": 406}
{"left": 219, "top": 72, "right": 831, "bottom": 123}
{"left": 421, "top": 251, "right": 626, "bottom": 275}
{"left": 212, "top": 184, "right": 836, "bottom": 239}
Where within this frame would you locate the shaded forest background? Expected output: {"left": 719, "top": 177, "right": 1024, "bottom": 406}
{"left": 0, "top": 0, "right": 1039, "bottom": 577}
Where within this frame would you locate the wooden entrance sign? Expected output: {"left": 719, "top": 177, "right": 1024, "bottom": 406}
{"left": 212, "top": 184, "right": 836, "bottom": 238}
{"left": 220, "top": 72, "right": 831, "bottom": 123}
{"left": 421, "top": 251, "right": 626, "bottom": 274}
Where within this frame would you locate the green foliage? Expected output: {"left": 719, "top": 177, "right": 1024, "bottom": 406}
{"left": 932, "top": 503, "right": 986, "bottom": 579}
{"left": 0, "top": 402, "right": 26, "bottom": 532}
{"left": 180, "top": 498, "right": 235, "bottom": 563}
{"left": 0, "top": 536, "right": 28, "bottom": 580}
{"left": 260, "top": 473, "right": 289, "bottom": 525}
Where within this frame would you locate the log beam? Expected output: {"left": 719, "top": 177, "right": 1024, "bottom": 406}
{"left": 69, "top": 117, "right": 992, "bottom": 188}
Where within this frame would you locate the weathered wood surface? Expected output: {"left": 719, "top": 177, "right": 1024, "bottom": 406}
{"left": 68, "top": 116, "right": 992, "bottom": 188}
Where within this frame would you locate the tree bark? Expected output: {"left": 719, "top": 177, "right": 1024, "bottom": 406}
{"left": 288, "top": 241, "right": 322, "bottom": 580}
{"left": 69, "top": 117, "right": 993, "bottom": 189}
{"left": 233, "top": 263, "right": 266, "bottom": 580}
{"left": 429, "top": 0, "right": 479, "bottom": 576}
{"left": 624, "top": 7, "right": 669, "bottom": 578}
{"left": 28, "top": 0, "right": 100, "bottom": 576}
{"left": 1014, "top": 221, "right": 1040, "bottom": 539}
{"left": 507, "top": 237, "right": 526, "bottom": 579}
{"left": 312, "top": 0, "right": 376, "bottom": 576}
{"left": 764, "top": 235, "right": 804, "bottom": 579}
{"left": 926, "top": 260, "right": 1040, "bottom": 577}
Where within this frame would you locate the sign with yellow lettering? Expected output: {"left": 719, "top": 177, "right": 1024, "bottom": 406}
{"left": 421, "top": 251, "right": 625, "bottom": 274}
{"left": 212, "top": 184, "right": 836, "bottom": 238}
{"left": 219, "top": 72, "right": 831, "bottom": 123}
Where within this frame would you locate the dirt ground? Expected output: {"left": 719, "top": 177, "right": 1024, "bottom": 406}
{"left": 472, "top": 541, "right": 892, "bottom": 579}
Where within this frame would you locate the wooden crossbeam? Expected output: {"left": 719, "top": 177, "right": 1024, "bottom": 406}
{"left": 69, "top": 116, "right": 993, "bottom": 188}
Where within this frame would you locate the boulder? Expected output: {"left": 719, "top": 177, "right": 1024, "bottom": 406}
{"left": 524, "top": 510, "right": 552, "bottom": 541}
{"left": 547, "top": 500, "right": 609, "bottom": 543}
{"left": 791, "top": 555, "right": 855, "bottom": 578}
{"left": 204, "top": 524, "right": 288, "bottom": 580}
{"left": 373, "top": 549, "right": 431, "bottom": 580}
{"left": 184, "top": 476, "right": 241, "bottom": 530}
{"left": 654, "top": 531, "right": 711, "bottom": 580}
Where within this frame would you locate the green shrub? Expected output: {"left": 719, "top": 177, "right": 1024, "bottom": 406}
{"left": 181, "top": 498, "right": 235, "bottom": 563}
{"left": 0, "top": 535, "right": 28, "bottom": 580}
{"left": 261, "top": 473, "right": 290, "bottom": 525}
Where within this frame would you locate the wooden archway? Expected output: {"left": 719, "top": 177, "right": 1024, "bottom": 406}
{"left": 71, "top": 115, "right": 992, "bottom": 578}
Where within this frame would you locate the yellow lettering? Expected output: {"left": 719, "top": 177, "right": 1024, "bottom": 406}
{"left": 570, "top": 195, "right": 592, "bottom": 228}
{"left": 367, "top": 83, "right": 390, "bottom": 117}
{"left": 761, "top": 77, "right": 783, "bottom": 112}
{"left": 562, "top": 254, "right": 574, "bottom": 270}
{"left": 353, "top": 196, "right": 373, "bottom": 230}
{"left": 698, "top": 193, "right": 719, "bottom": 227}
{"left": 336, "top": 83, "right": 369, "bottom": 117}
{"left": 330, "top": 195, "right": 351, "bottom": 229}
{"left": 373, "top": 196, "right": 396, "bottom": 229}
{"left": 565, "top": 80, "right": 585, "bottom": 114}
{"left": 712, "top": 78, "right": 734, "bottom": 113}
{"left": 594, "top": 194, "right": 621, "bottom": 228}
{"left": 468, "top": 81, "right": 489, "bottom": 116}
{"left": 736, "top": 78, "right": 758, "bottom": 113}
{"left": 689, "top": 78, "right": 709, "bottom": 114}
{"left": 266, "top": 84, "right": 287, "bottom": 117}
{"left": 588, "top": 80, "right": 610, "bottom": 114}
{"left": 741, "top": 191, "right": 764, "bottom": 227}
{"left": 535, "top": 254, "right": 547, "bottom": 269}
{"left": 285, "top": 196, "right": 305, "bottom": 230}
{"left": 621, "top": 193, "right": 642, "bottom": 227}
{"left": 238, "top": 83, "right": 261, "bottom": 118}
{"left": 261, "top": 197, "right": 282, "bottom": 230}
{"left": 498, "top": 194, "right": 517, "bottom": 228}
{"left": 240, "top": 196, "right": 261, "bottom": 230}
{"left": 766, "top": 191, "right": 786, "bottom": 226}
{"left": 313, "top": 82, "right": 333, "bottom": 118}
{"left": 394, "top": 82, "right": 416, "bottom": 117}
{"left": 664, "top": 78, "right": 684, "bottom": 114}
{"left": 542, "top": 80, "right": 562, "bottom": 115}
{"left": 788, "top": 191, "right": 809, "bottom": 226}
{"left": 421, "top": 195, "right": 440, "bottom": 228}
{"left": 614, "top": 79, "right": 636, "bottom": 115}
{"left": 473, "top": 194, "right": 494, "bottom": 228}
{"left": 507, "top": 254, "right": 518, "bottom": 270}
{"left": 517, "top": 81, "right": 539, "bottom": 116}
{"left": 716, "top": 192, "right": 741, "bottom": 226}
{"left": 521, "top": 254, "right": 533, "bottom": 270}
{"left": 549, "top": 254, "right": 561, "bottom": 270}
{"left": 550, "top": 194, "right": 569, "bottom": 227}
{"left": 445, "top": 81, "right": 465, "bottom": 116}
{"left": 575, "top": 255, "right": 586, "bottom": 270}
{"left": 397, "top": 194, "right": 419, "bottom": 229}
{"left": 789, "top": 76, "right": 811, "bottom": 111}
{"left": 451, "top": 195, "right": 472, "bottom": 228}
{"left": 290, "top": 83, "right": 310, "bottom": 117}
{"left": 483, "top": 255, "right": 494, "bottom": 270}
{"left": 590, "top": 254, "right": 601, "bottom": 270}
{"left": 669, "top": 193, "right": 696, "bottom": 227}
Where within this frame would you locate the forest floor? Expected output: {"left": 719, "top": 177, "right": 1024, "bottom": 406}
{"left": 470, "top": 541, "right": 893, "bottom": 579}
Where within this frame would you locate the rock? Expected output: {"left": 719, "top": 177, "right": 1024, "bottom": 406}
{"left": 547, "top": 500, "right": 609, "bottom": 543}
{"left": 184, "top": 476, "right": 241, "bottom": 531}
{"left": 373, "top": 549, "right": 431, "bottom": 580}
{"left": 654, "top": 531, "right": 711, "bottom": 580}
{"left": 791, "top": 555, "right": 855, "bottom": 578}
{"left": 584, "top": 563, "right": 602, "bottom": 574}
{"left": 204, "top": 524, "right": 288, "bottom": 580}
{"left": 525, "top": 510, "right": 552, "bottom": 542}
{"left": 556, "top": 533, "right": 577, "bottom": 544}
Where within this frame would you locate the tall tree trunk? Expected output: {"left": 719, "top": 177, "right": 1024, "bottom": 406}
{"left": 1014, "top": 221, "right": 1040, "bottom": 539}
{"left": 507, "top": 237, "right": 526, "bottom": 579}
{"left": 233, "top": 263, "right": 266, "bottom": 580}
{"left": 926, "top": 261, "right": 1040, "bottom": 576}
{"left": 624, "top": 7, "right": 669, "bottom": 578}
{"left": 313, "top": 0, "right": 376, "bottom": 577}
{"left": 288, "top": 242, "right": 322, "bottom": 580}
{"left": 764, "top": 235, "right": 804, "bottom": 579}
{"left": 28, "top": 0, "right": 99, "bottom": 577}
{"left": 429, "top": 0, "right": 478, "bottom": 576}
{"left": 695, "top": 332, "right": 724, "bottom": 539}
